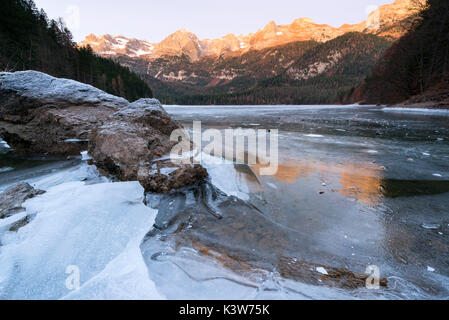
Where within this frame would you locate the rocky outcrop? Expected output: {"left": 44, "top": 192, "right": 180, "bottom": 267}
{"left": 0, "top": 71, "right": 208, "bottom": 193}
{"left": 88, "top": 98, "right": 208, "bottom": 193}
{"left": 0, "top": 182, "right": 45, "bottom": 219}
{"left": 0, "top": 71, "right": 129, "bottom": 110}
{"left": 0, "top": 71, "right": 126, "bottom": 155}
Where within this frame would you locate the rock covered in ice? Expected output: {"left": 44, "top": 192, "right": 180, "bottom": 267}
{"left": 0, "top": 71, "right": 128, "bottom": 110}
{"left": 0, "top": 183, "right": 45, "bottom": 219}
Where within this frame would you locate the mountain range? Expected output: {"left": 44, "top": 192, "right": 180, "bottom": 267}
{"left": 79, "top": 0, "right": 419, "bottom": 104}
{"left": 80, "top": 0, "right": 414, "bottom": 61}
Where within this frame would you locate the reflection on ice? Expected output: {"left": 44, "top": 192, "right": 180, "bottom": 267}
{"left": 253, "top": 160, "right": 384, "bottom": 206}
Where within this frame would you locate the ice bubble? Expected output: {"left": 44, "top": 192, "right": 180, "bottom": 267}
{"left": 421, "top": 223, "right": 440, "bottom": 230}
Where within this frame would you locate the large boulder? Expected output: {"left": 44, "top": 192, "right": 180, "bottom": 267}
{"left": 0, "top": 71, "right": 128, "bottom": 110}
{"left": 0, "top": 71, "right": 127, "bottom": 155}
{"left": 88, "top": 99, "right": 208, "bottom": 193}
{"left": 0, "top": 71, "right": 207, "bottom": 193}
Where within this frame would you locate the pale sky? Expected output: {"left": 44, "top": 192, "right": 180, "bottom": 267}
{"left": 33, "top": 0, "right": 394, "bottom": 43}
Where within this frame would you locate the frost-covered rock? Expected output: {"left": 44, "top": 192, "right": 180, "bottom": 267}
{"left": 0, "top": 183, "right": 45, "bottom": 219}
{"left": 128, "top": 98, "right": 168, "bottom": 114}
{"left": 0, "top": 71, "right": 128, "bottom": 110}
{"left": 0, "top": 71, "right": 123, "bottom": 155}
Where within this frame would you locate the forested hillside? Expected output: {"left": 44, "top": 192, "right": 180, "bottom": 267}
{"left": 0, "top": 0, "right": 153, "bottom": 101}
{"left": 351, "top": 0, "right": 449, "bottom": 105}
{"left": 153, "top": 33, "right": 392, "bottom": 105}
{"left": 114, "top": 40, "right": 319, "bottom": 103}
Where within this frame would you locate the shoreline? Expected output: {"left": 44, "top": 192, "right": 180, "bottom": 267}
{"left": 388, "top": 101, "right": 449, "bottom": 111}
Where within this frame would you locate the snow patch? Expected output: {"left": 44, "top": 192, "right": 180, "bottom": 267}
{"left": 316, "top": 267, "right": 329, "bottom": 275}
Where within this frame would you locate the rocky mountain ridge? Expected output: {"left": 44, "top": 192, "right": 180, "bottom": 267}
{"left": 79, "top": 0, "right": 417, "bottom": 61}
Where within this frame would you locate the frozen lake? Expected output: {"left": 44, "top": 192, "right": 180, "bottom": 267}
{"left": 1, "top": 105, "right": 449, "bottom": 299}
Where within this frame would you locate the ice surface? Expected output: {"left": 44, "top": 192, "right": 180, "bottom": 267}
{"left": 0, "top": 181, "right": 162, "bottom": 300}
{"left": 305, "top": 134, "right": 325, "bottom": 138}
{"left": 64, "top": 139, "right": 89, "bottom": 143}
{"left": 81, "top": 151, "right": 93, "bottom": 161}
{"left": 382, "top": 108, "right": 449, "bottom": 116}
{"left": 0, "top": 159, "right": 104, "bottom": 194}
{"left": 160, "top": 167, "right": 178, "bottom": 176}
{"left": 30, "top": 163, "right": 106, "bottom": 191}
{"left": 0, "top": 167, "right": 13, "bottom": 173}
{"left": 0, "top": 212, "right": 28, "bottom": 235}
{"left": 2, "top": 104, "right": 449, "bottom": 300}
{"left": 62, "top": 215, "right": 163, "bottom": 300}
{"left": 196, "top": 153, "right": 250, "bottom": 200}
{"left": 421, "top": 223, "right": 441, "bottom": 230}
{"left": 141, "top": 238, "right": 359, "bottom": 300}
{"left": 267, "top": 182, "right": 278, "bottom": 190}
{"left": 0, "top": 140, "right": 10, "bottom": 148}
